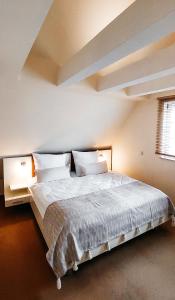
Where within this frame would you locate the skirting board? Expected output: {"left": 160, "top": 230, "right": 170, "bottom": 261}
{"left": 0, "top": 179, "right": 3, "bottom": 196}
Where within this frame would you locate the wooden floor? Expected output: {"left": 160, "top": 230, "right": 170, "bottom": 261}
{"left": 0, "top": 196, "right": 175, "bottom": 300}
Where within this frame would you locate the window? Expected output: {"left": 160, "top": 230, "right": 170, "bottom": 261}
{"left": 156, "top": 96, "right": 175, "bottom": 158}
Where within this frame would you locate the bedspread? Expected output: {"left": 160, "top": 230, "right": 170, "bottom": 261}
{"left": 43, "top": 179, "right": 174, "bottom": 280}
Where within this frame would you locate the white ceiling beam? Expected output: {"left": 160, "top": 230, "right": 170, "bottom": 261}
{"left": 126, "top": 74, "right": 175, "bottom": 96}
{"left": 57, "top": 0, "right": 175, "bottom": 86}
{"left": 97, "top": 44, "right": 175, "bottom": 91}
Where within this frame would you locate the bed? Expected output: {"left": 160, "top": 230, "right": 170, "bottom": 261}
{"left": 29, "top": 148, "right": 175, "bottom": 289}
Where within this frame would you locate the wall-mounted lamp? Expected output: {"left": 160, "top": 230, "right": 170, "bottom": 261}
{"left": 98, "top": 152, "right": 105, "bottom": 162}
{"left": 98, "top": 150, "right": 112, "bottom": 170}
{"left": 21, "top": 161, "right": 26, "bottom": 167}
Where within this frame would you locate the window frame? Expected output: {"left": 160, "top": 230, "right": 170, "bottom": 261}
{"left": 156, "top": 95, "right": 175, "bottom": 161}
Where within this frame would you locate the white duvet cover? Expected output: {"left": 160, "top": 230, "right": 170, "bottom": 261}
{"left": 30, "top": 172, "right": 135, "bottom": 218}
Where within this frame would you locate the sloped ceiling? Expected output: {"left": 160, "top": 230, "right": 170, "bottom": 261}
{"left": 0, "top": 0, "right": 53, "bottom": 84}
{"left": 33, "top": 0, "right": 135, "bottom": 66}
{"left": 1, "top": 0, "right": 175, "bottom": 96}
{"left": 29, "top": 0, "right": 175, "bottom": 96}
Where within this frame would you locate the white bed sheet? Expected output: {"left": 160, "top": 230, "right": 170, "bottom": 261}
{"left": 30, "top": 172, "right": 135, "bottom": 218}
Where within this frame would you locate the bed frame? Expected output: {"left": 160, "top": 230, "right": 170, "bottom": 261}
{"left": 29, "top": 146, "right": 172, "bottom": 289}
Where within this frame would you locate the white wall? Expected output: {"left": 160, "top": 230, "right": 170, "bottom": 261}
{"left": 0, "top": 54, "right": 136, "bottom": 156}
{"left": 0, "top": 53, "right": 136, "bottom": 195}
{"left": 114, "top": 94, "right": 175, "bottom": 203}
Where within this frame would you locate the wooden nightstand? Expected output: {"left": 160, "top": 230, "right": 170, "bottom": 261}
{"left": 3, "top": 156, "right": 33, "bottom": 207}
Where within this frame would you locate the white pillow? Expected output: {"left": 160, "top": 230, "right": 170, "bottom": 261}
{"left": 32, "top": 153, "right": 70, "bottom": 170}
{"left": 36, "top": 166, "right": 70, "bottom": 183}
{"left": 72, "top": 150, "right": 99, "bottom": 176}
{"left": 80, "top": 161, "right": 108, "bottom": 176}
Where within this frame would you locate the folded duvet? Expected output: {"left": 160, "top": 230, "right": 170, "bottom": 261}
{"left": 43, "top": 179, "right": 174, "bottom": 280}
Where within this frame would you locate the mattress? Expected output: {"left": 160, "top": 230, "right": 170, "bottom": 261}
{"left": 29, "top": 172, "right": 135, "bottom": 218}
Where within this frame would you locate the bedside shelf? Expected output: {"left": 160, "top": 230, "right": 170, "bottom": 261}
{"left": 3, "top": 156, "right": 33, "bottom": 207}
{"left": 4, "top": 187, "right": 32, "bottom": 207}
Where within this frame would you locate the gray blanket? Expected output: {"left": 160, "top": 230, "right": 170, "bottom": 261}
{"left": 43, "top": 180, "right": 174, "bottom": 279}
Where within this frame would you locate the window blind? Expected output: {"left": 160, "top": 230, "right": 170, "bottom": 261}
{"left": 156, "top": 96, "right": 175, "bottom": 158}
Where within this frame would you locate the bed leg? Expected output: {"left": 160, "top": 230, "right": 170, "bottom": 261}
{"left": 56, "top": 278, "right": 61, "bottom": 290}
